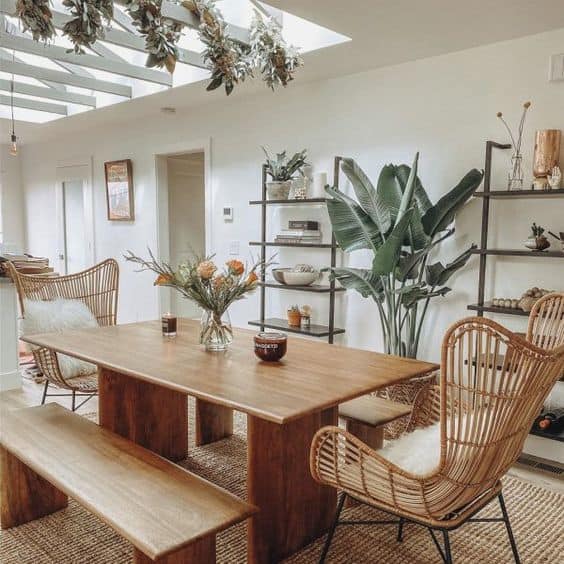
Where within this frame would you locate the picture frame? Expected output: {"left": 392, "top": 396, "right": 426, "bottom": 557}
{"left": 104, "top": 159, "right": 134, "bottom": 221}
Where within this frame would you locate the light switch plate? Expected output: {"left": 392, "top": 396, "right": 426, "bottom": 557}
{"left": 223, "top": 206, "right": 234, "bottom": 221}
{"left": 549, "top": 53, "right": 564, "bottom": 82}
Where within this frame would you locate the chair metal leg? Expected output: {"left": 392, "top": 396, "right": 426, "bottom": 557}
{"left": 442, "top": 530, "right": 453, "bottom": 564}
{"left": 41, "top": 381, "right": 49, "bottom": 405}
{"left": 71, "top": 391, "right": 76, "bottom": 412}
{"left": 498, "top": 493, "right": 521, "bottom": 564}
{"left": 397, "top": 517, "right": 405, "bottom": 542}
{"left": 319, "top": 492, "right": 347, "bottom": 564}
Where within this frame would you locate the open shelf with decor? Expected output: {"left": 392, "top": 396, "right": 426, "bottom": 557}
{"left": 249, "top": 162, "right": 345, "bottom": 343}
{"left": 468, "top": 140, "right": 564, "bottom": 445}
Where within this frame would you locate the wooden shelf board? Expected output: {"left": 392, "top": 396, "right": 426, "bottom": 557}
{"left": 474, "top": 188, "right": 564, "bottom": 199}
{"left": 248, "top": 318, "right": 345, "bottom": 338}
{"left": 249, "top": 198, "right": 328, "bottom": 205}
{"left": 467, "top": 303, "right": 529, "bottom": 317}
{"left": 471, "top": 249, "right": 564, "bottom": 258}
{"left": 249, "top": 241, "right": 336, "bottom": 249}
{"left": 258, "top": 281, "right": 345, "bottom": 293}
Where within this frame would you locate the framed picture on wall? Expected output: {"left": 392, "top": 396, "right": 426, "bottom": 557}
{"left": 104, "top": 159, "right": 134, "bottom": 221}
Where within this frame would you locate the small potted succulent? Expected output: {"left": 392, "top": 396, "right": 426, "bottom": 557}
{"left": 524, "top": 222, "right": 551, "bottom": 251}
{"left": 287, "top": 305, "right": 302, "bottom": 327}
{"left": 262, "top": 147, "right": 308, "bottom": 200}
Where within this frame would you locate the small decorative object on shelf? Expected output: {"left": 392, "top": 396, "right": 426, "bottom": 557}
{"left": 548, "top": 165, "right": 562, "bottom": 190}
{"left": 124, "top": 249, "right": 272, "bottom": 352}
{"left": 161, "top": 312, "right": 177, "bottom": 338}
{"left": 291, "top": 164, "right": 312, "bottom": 199}
{"left": 262, "top": 147, "right": 308, "bottom": 200}
{"left": 300, "top": 305, "right": 312, "bottom": 329}
{"left": 519, "top": 287, "right": 553, "bottom": 312}
{"left": 496, "top": 101, "right": 531, "bottom": 191}
{"left": 533, "top": 130, "right": 561, "bottom": 190}
{"left": 524, "top": 222, "right": 551, "bottom": 251}
{"left": 533, "top": 408, "right": 564, "bottom": 435}
{"left": 287, "top": 305, "right": 301, "bottom": 327}
{"left": 491, "top": 298, "right": 520, "bottom": 309}
{"left": 254, "top": 332, "right": 288, "bottom": 362}
{"left": 272, "top": 264, "right": 319, "bottom": 286}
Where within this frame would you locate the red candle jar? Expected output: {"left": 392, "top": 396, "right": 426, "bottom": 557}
{"left": 254, "top": 332, "right": 287, "bottom": 362}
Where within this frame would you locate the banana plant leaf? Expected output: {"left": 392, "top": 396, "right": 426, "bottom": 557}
{"left": 376, "top": 164, "right": 403, "bottom": 229}
{"left": 394, "top": 164, "right": 432, "bottom": 214}
{"left": 421, "top": 169, "right": 484, "bottom": 236}
{"left": 401, "top": 284, "right": 451, "bottom": 308}
{"left": 425, "top": 245, "right": 477, "bottom": 286}
{"left": 340, "top": 158, "right": 391, "bottom": 234}
{"left": 395, "top": 250, "right": 426, "bottom": 281}
{"left": 372, "top": 209, "right": 414, "bottom": 275}
{"left": 396, "top": 152, "right": 419, "bottom": 224}
{"left": 324, "top": 267, "right": 384, "bottom": 299}
{"left": 326, "top": 186, "right": 383, "bottom": 253}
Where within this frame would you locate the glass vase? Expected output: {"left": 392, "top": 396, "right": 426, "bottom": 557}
{"left": 200, "top": 310, "right": 233, "bottom": 352}
{"left": 507, "top": 153, "right": 524, "bottom": 191}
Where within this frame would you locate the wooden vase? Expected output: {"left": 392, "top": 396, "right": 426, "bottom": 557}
{"left": 533, "top": 130, "right": 561, "bottom": 186}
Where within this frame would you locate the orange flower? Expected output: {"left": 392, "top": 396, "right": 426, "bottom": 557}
{"left": 154, "top": 273, "right": 172, "bottom": 286}
{"left": 213, "top": 275, "right": 226, "bottom": 289}
{"left": 197, "top": 260, "right": 217, "bottom": 280}
{"left": 226, "top": 259, "right": 244, "bottom": 276}
{"left": 246, "top": 271, "right": 258, "bottom": 286}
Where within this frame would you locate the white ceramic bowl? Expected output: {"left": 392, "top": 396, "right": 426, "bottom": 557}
{"left": 272, "top": 268, "right": 318, "bottom": 286}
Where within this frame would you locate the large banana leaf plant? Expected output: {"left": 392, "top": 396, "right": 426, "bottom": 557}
{"left": 325, "top": 154, "right": 483, "bottom": 358}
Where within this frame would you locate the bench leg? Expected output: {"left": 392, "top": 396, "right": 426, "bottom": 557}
{"left": 195, "top": 399, "right": 233, "bottom": 446}
{"left": 344, "top": 420, "right": 384, "bottom": 450}
{"left": 133, "top": 536, "right": 216, "bottom": 564}
{"left": 0, "top": 446, "right": 68, "bottom": 529}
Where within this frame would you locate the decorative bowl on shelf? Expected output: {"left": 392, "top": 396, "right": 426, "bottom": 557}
{"left": 272, "top": 268, "right": 319, "bottom": 286}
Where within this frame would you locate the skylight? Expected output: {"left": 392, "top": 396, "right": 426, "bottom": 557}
{"left": 0, "top": 1, "right": 350, "bottom": 124}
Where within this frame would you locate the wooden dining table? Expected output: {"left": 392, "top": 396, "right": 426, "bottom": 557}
{"left": 22, "top": 318, "right": 438, "bottom": 563}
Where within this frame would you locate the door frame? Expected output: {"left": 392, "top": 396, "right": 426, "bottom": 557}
{"left": 154, "top": 138, "right": 212, "bottom": 316}
{"left": 55, "top": 156, "right": 95, "bottom": 274}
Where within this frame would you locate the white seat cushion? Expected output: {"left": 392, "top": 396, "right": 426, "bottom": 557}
{"left": 21, "top": 298, "right": 98, "bottom": 380}
{"left": 377, "top": 422, "right": 441, "bottom": 476}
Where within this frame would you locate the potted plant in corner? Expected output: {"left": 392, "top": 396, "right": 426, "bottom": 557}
{"left": 262, "top": 147, "right": 308, "bottom": 200}
{"left": 324, "top": 153, "right": 484, "bottom": 434}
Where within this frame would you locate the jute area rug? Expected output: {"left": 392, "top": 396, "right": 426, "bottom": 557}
{"left": 1, "top": 405, "right": 562, "bottom": 563}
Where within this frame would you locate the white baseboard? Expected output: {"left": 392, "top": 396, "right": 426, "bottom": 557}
{"left": 0, "top": 369, "right": 22, "bottom": 392}
{"left": 523, "top": 434, "right": 564, "bottom": 464}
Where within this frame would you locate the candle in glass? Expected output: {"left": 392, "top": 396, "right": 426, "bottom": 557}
{"left": 162, "top": 313, "right": 177, "bottom": 338}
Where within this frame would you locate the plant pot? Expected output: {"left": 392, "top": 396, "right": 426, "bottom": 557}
{"left": 287, "top": 310, "right": 301, "bottom": 327}
{"left": 524, "top": 236, "right": 550, "bottom": 251}
{"left": 200, "top": 309, "right": 233, "bottom": 352}
{"left": 266, "top": 181, "right": 292, "bottom": 200}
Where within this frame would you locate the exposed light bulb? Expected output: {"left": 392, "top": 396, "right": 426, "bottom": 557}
{"left": 9, "top": 133, "right": 18, "bottom": 156}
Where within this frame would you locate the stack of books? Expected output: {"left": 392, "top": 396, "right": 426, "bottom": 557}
{"left": 0, "top": 254, "right": 55, "bottom": 277}
{"left": 275, "top": 221, "right": 322, "bottom": 245}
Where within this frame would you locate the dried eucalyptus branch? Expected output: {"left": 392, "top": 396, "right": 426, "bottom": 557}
{"left": 183, "top": 0, "right": 252, "bottom": 95}
{"left": 126, "top": 0, "right": 181, "bottom": 73}
{"left": 62, "top": 0, "right": 113, "bottom": 54}
{"left": 16, "top": 0, "right": 56, "bottom": 42}
{"left": 249, "top": 12, "right": 302, "bottom": 89}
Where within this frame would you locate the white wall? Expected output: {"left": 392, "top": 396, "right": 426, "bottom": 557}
{"left": 0, "top": 144, "right": 25, "bottom": 253}
{"left": 20, "top": 27, "right": 564, "bottom": 362}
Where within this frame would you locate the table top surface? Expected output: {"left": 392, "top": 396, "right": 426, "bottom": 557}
{"left": 23, "top": 319, "right": 439, "bottom": 424}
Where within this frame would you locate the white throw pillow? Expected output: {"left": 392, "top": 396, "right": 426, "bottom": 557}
{"left": 22, "top": 298, "right": 98, "bottom": 380}
{"left": 377, "top": 422, "right": 441, "bottom": 476}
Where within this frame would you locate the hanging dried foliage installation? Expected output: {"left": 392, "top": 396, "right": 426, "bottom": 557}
{"left": 15, "top": 0, "right": 303, "bottom": 94}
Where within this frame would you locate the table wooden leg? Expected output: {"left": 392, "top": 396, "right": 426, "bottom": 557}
{"left": 247, "top": 407, "right": 337, "bottom": 564}
{"left": 344, "top": 420, "right": 384, "bottom": 450}
{"left": 0, "top": 446, "right": 68, "bottom": 529}
{"left": 98, "top": 368, "right": 188, "bottom": 462}
{"left": 133, "top": 536, "right": 216, "bottom": 564}
{"left": 195, "top": 399, "right": 233, "bottom": 446}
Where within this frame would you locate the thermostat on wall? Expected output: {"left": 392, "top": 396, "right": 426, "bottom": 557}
{"left": 223, "top": 206, "right": 234, "bottom": 221}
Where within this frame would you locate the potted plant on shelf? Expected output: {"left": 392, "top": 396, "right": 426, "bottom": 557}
{"left": 125, "top": 250, "right": 272, "bottom": 352}
{"left": 324, "top": 153, "right": 483, "bottom": 434}
{"left": 524, "top": 222, "right": 551, "bottom": 251}
{"left": 262, "top": 147, "right": 308, "bottom": 200}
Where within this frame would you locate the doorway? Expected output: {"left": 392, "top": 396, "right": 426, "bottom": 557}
{"left": 165, "top": 152, "right": 206, "bottom": 319}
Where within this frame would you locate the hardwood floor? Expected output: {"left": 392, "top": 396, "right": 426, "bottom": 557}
{"left": 1, "top": 376, "right": 562, "bottom": 495}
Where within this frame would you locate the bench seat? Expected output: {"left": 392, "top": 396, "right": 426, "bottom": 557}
{"left": 0, "top": 403, "right": 256, "bottom": 562}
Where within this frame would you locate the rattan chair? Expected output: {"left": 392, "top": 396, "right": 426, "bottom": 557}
{"left": 527, "top": 292, "right": 564, "bottom": 350}
{"left": 9, "top": 259, "right": 119, "bottom": 411}
{"left": 310, "top": 317, "right": 564, "bottom": 564}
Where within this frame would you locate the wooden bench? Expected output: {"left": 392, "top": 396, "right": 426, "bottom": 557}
{"left": 0, "top": 403, "right": 256, "bottom": 563}
{"left": 339, "top": 395, "right": 412, "bottom": 449}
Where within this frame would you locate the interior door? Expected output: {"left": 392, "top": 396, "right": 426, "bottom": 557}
{"left": 62, "top": 180, "right": 87, "bottom": 274}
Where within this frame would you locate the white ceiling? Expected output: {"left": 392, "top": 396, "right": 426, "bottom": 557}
{"left": 7, "top": 0, "right": 564, "bottom": 143}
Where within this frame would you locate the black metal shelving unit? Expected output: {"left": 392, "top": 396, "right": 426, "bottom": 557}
{"left": 249, "top": 160, "right": 345, "bottom": 343}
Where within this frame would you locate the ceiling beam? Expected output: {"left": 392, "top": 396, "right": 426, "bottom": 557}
{"left": 0, "top": 32, "right": 173, "bottom": 86}
{"left": 0, "top": 78, "right": 96, "bottom": 106}
{"left": 0, "top": 93, "right": 67, "bottom": 114}
{"left": 2, "top": 59, "right": 132, "bottom": 96}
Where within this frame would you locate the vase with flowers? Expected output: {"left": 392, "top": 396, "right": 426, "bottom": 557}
{"left": 496, "top": 101, "right": 531, "bottom": 191}
{"left": 125, "top": 250, "right": 271, "bottom": 352}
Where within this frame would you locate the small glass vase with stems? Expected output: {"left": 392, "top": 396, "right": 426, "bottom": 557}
{"left": 496, "top": 101, "right": 531, "bottom": 191}
{"left": 124, "top": 249, "right": 273, "bottom": 352}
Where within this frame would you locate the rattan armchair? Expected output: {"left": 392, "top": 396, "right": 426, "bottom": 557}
{"left": 527, "top": 292, "right": 564, "bottom": 350}
{"left": 310, "top": 317, "right": 564, "bottom": 563}
{"left": 9, "top": 259, "right": 119, "bottom": 411}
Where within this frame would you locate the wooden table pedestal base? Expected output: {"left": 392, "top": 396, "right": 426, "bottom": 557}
{"left": 195, "top": 399, "right": 233, "bottom": 446}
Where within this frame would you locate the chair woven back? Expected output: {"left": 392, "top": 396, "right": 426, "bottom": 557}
{"left": 526, "top": 292, "right": 564, "bottom": 350}
{"left": 10, "top": 259, "right": 119, "bottom": 327}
